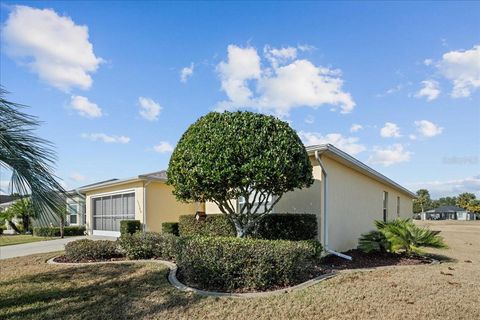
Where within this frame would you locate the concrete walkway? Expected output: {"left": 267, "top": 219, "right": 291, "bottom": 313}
{"left": 0, "top": 235, "right": 117, "bottom": 260}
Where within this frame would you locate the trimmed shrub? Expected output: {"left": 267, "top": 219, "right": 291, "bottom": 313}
{"left": 178, "top": 213, "right": 318, "bottom": 240}
{"left": 176, "top": 236, "right": 322, "bottom": 292}
{"left": 120, "top": 220, "right": 141, "bottom": 236}
{"left": 162, "top": 222, "right": 179, "bottom": 236}
{"left": 64, "top": 239, "right": 119, "bottom": 262}
{"left": 117, "top": 232, "right": 178, "bottom": 260}
{"left": 178, "top": 215, "right": 236, "bottom": 237}
{"left": 33, "top": 226, "right": 86, "bottom": 237}
{"left": 251, "top": 214, "right": 317, "bottom": 240}
{"left": 358, "top": 230, "right": 390, "bottom": 253}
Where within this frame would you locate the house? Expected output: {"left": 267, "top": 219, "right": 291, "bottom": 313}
{"left": 79, "top": 144, "right": 415, "bottom": 252}
{"left": 422, "top": 205, "right": 476, "bottom": 221}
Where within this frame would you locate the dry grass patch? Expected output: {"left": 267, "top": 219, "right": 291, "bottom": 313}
{"left": 0, "top": 221, "right": 479, "bottom": 320}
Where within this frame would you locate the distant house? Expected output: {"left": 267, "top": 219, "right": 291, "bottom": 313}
{"left": 422, "top": 205, "right": 476, "bottom": 221}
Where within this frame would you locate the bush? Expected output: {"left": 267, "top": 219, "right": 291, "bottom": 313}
{"left": 178, "top": 215, "right": 236, "bottom": 237}
{"left": 33, "top": 226, "right": 86, "bottom": 237}
{"left": 251, "top": 214, "right": 317, "bottom": 240}
{"left": 358, "top": 219, "right": 447, "bottom": 256}
{"left": 178, "top": 213, "right": 318, "bottom": 240}
{"left": 358, "top": 230, "right": 389, "bottom": 253}
{"left": 176, "top": 236, "right": 322, "bottom": 292}
{"left": 162, "top": 222, "right": 179, "bottom": 236}
{"left": 64, "top": 239, "right": 119, "bottom": 262}
{"left": 120, "top": 220, "right": 141, "bottom": 236}
{"left": 117, "top": 232, "right": 178, "bottom": 260}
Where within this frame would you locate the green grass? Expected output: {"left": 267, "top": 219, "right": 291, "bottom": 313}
{"left": 0, "top": 234, "right": 55, "bottom": 246}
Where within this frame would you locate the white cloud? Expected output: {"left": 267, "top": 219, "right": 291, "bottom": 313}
{"left": 0, "top": 180, "right": 10, "bottom": 195}
{"left": 299, "top": 131, "right": 366, "bottom": 155}
{"left": 380, "top": 122, "right": 401, "bottom": 138}
{"left": 69, "top": 95, "right": 102, "bottom": 118}
{"left": 69, "top": 172, "right": 86, "bottom": 182}
{"left": 153, "top": 141, "right": 174, "bottom": 153}
{"left": 437, "top": 45, "right": 480, "bottom": 98}
{"left": 368, "top": 144, "right": 412, "bottom": 166}
{"left": 424, "top": 59, "right": 433, "bottom": 66}
{"left": 405, "top": 175, "right": 480, "bottom": 198}
{"left": 81, "top": 133, "right": 130, "bottom": 144}
{"left": 350, "top": 124, "right": 363, "bottom": 133}
{"left": 304, "top": 115, "right": 315, "bottom": 124}
{"left": 180, "top": 63, "right": 194, "bottom": 83}
{"left": 415, "top": 80, "right": 440, "bottom": 101}
{"left": 409, "top": 134, "right": 417, "bottom": 140}
{"left": 376, "top": 84, "right": 403, "bottom": 98}
{"left": 2, "top": 5, "right": 102, "bottom": 91}
{"left": 414, "top": 120, "right": 443, "bottom": 137}
{"left": 138, "top": 97, "right": 162, "bottom": 121}
{"left": 216, "top": 44, "right": 355, "bottom": 116}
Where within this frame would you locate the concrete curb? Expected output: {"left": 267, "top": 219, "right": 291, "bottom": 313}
{"left": 47, "top": 257, "right": 337, "bottom": 298}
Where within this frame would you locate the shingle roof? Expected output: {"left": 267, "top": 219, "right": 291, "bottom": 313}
{"left": 427, "top": 205, "right": 466, "bottom": 213}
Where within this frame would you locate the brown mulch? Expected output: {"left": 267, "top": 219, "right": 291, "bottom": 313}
{"left": 53, "top": 255, "right": 127, "bottom": 264}
{"left": 321, "top": 249, "right": 432, "bottom": 270}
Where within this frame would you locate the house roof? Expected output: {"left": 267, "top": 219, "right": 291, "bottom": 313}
{"left": 306, "top": 144, "right": 416, "bottom": 198}
{"left": 0, "top": 195, "right": 20, "bottom": 204}
{"left": 78, "top": 171, "right": 167, "bottom": 192}
{"left": 426, "top": 205, "right": 466, "bottom": 213}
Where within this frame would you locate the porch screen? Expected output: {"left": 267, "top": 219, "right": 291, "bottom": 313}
{"left": 93, "top": 193, "right": 135, "bottom": 231}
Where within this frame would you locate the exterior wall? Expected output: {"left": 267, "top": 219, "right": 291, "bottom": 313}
{"left": 85, "top": 181, "right": 145, "bottom": 235}
{"left": 323, "top": 156, "right": 413, "bottom": 252}
{"left": 145, "top": 181, "right": 196, "bottom": 232}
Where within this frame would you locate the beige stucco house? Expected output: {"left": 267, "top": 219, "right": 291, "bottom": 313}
{"left": 79, "top": 144, "right": 415, "bottom": 252}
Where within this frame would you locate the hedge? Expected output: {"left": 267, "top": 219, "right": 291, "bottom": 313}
{"left": 176, "top": 236, "right": 322, "bottom": 292}
{"left": 162, "top": 222, "right": 179, "bottom": 236}
{"left": 33, "top": 226, "right": 86, "bottom": 237}
{"left": 178, "top": 213, "right": 317, "bottom": 240}
{"left": 120, "top": 220, "right": 141, "bottom": 236}
{"left": 65, "top": 239, "right": 119, "bottom": 262}
{"left": 117, "top": 232, "right": 178, "bottom": 260}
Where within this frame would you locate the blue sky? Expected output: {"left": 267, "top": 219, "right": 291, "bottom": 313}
{"left": 1, "top": 1, "right": 479, "bottom": 198}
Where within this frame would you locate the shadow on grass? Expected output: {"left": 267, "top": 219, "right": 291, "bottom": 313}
{"left": 0, "top": 262, "right": 205, "bottom": 320}
{"left": 424, "top": 252, "right": 457, "bottom": 263}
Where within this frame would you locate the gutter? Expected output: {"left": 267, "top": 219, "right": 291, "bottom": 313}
{"left": 315, "top": 150, "right": 352, "bottom": 261}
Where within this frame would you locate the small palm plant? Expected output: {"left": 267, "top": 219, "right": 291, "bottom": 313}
{"left": 359, "top": 218, "right": 447, "bottom": 256}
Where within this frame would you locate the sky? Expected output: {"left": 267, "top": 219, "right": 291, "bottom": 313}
{"left": 0, "top": 1, "right": 479, "bottom": 198}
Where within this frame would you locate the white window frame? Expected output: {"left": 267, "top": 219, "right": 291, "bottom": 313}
{"left": 383, "top": 191, "right": 389, "bottom": 222}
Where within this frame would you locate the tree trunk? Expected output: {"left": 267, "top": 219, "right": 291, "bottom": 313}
{"left": 22, "top": 215, "right": 30, "bottom": 234}
{"left": 60, "top": 216, "right": 65, "bottom": 239}
{"left": 233, "top": 220, "right": 246, "bottom": 238}
{"left": 7, "top": 220, "right": 21, "bottom": 234}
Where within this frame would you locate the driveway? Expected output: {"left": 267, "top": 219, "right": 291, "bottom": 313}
{"left": 0, "top": 235, "right": 117, "bottom": 260}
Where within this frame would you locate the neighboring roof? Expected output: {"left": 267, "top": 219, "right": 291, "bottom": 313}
{"left": 78, "top": 171, "right": 167, "bottom": 192}
{"left": 306, "top": 144, "right": 416, "bottom": 198}
{"left": 0, "top": 195, "right": 20, "bottom": 204}
{"left": 426, "top": 205, "right": 467, "bottom": 213}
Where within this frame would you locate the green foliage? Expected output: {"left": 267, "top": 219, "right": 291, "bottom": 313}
{"left": 117, "top": 232, "right": 178, "bottom": 260}
{"left": 358, "top": 230, "right": 390, "bottom": 253}
{"left": 178, "top": 214, "right": 236, "bottom": 237}
{"left": 359, "top": 218, "right": 447, "bottom": 256}
{"left": 0, "top": 227, "right": 3, "bottom": 235}
{"left": 178, "top": 213, "right": 318, "bottom": 240}
{"left": 250, "top": 214, "right": 317, "bottom": 240}
{"left": 5, "top": 198, "right": 35, "bottom": 232}
{"left": 161, "top": 222, "right": 179, "bottom": 236}
{"left": 120, "top": 220, "right": 141, "bottom": 236}
{"left": 467, "top": 199, "right": 480, "bottom": 214}
{"left": 33, "top": 226, "right": 86, "bottom": 237}
{"left": 413, "top": 189, "right": 432, "bottom": 213}
{"left": 64, "top": 239, "right": 119, "bottom": 262}
{"left": 456, "top": 192, "right": 476, "bottom": 210}
{"left": 432, "top": 196, "right": 457, "bottom": 208}
{"left": 176, "top": 236, "right": 322, "bottom": 292}
{"left": 167, "top": 111, "right": 314, "bottom": 237}
{"left": 0, "top": 88, "right": 67, "bottom": 226}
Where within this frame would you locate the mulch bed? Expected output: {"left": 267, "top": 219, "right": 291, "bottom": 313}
{"left": 53, "top": 255, "right": 127, "bottom": 264}
{"left": 321, "top": 249, "right": 432, "bottom": 271}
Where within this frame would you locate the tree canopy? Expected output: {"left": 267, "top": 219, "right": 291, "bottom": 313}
{"left": 167, "top": 111, "right": 314, "bottom": 237}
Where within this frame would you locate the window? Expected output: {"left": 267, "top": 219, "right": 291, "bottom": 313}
{"left": 67, "top": 204, "right": 78, "bottom": 225}
{"left": 237, "top": 191, "right": 274, "bottom": 214}
{"left": 383, "top": 191, "right": 388, "bottom": 222}
{"left": 396, "top": 196, "right": 400, "bottom": 217}
{"left": 92, "top": 192, "right": 135, "bottom": 232}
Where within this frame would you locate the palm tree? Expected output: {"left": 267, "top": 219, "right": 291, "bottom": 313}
{"left": 0, "top": 87, "right": 66, "bottom": 227}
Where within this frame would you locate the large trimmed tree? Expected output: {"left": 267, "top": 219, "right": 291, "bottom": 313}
{"left": 167, "top": 111, "right": 314, "bottom": 237}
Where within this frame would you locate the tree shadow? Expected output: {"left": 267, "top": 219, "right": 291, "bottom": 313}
{"left": 424, "top": 252, "right": 457, "bottom": 263}
{"left": 0, "top": 262, "right": 205, "bottom": 319}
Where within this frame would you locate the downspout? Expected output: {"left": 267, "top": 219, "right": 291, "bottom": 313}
{"left": 143, "top": 180, "right": 152, "bottom": 232}
{"left": 315, "top": 150, "right": 352, "bottom": 261}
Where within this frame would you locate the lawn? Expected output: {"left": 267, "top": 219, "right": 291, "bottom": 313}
{"left": 0, "top": 234, "right": 55, "bottom": 247}
{"left": 0, "top": 221, "right": 479, "bottom": 320}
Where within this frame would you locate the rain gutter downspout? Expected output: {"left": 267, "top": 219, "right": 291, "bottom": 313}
{"left": 143, "top": 180, "right": 152, "bottom": 232}
{"left": 315, "top": 150, "right": 352, "bottom": 261}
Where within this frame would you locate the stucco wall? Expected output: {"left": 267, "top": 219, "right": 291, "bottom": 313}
{"left": 84, "top": 181, "right": 145, "bottom": 234}
{"left": 145, "top": 181, "right": 196, "bottom": 232}
{"left": 323, "top": 156, "right": 413, "bottom": 252}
